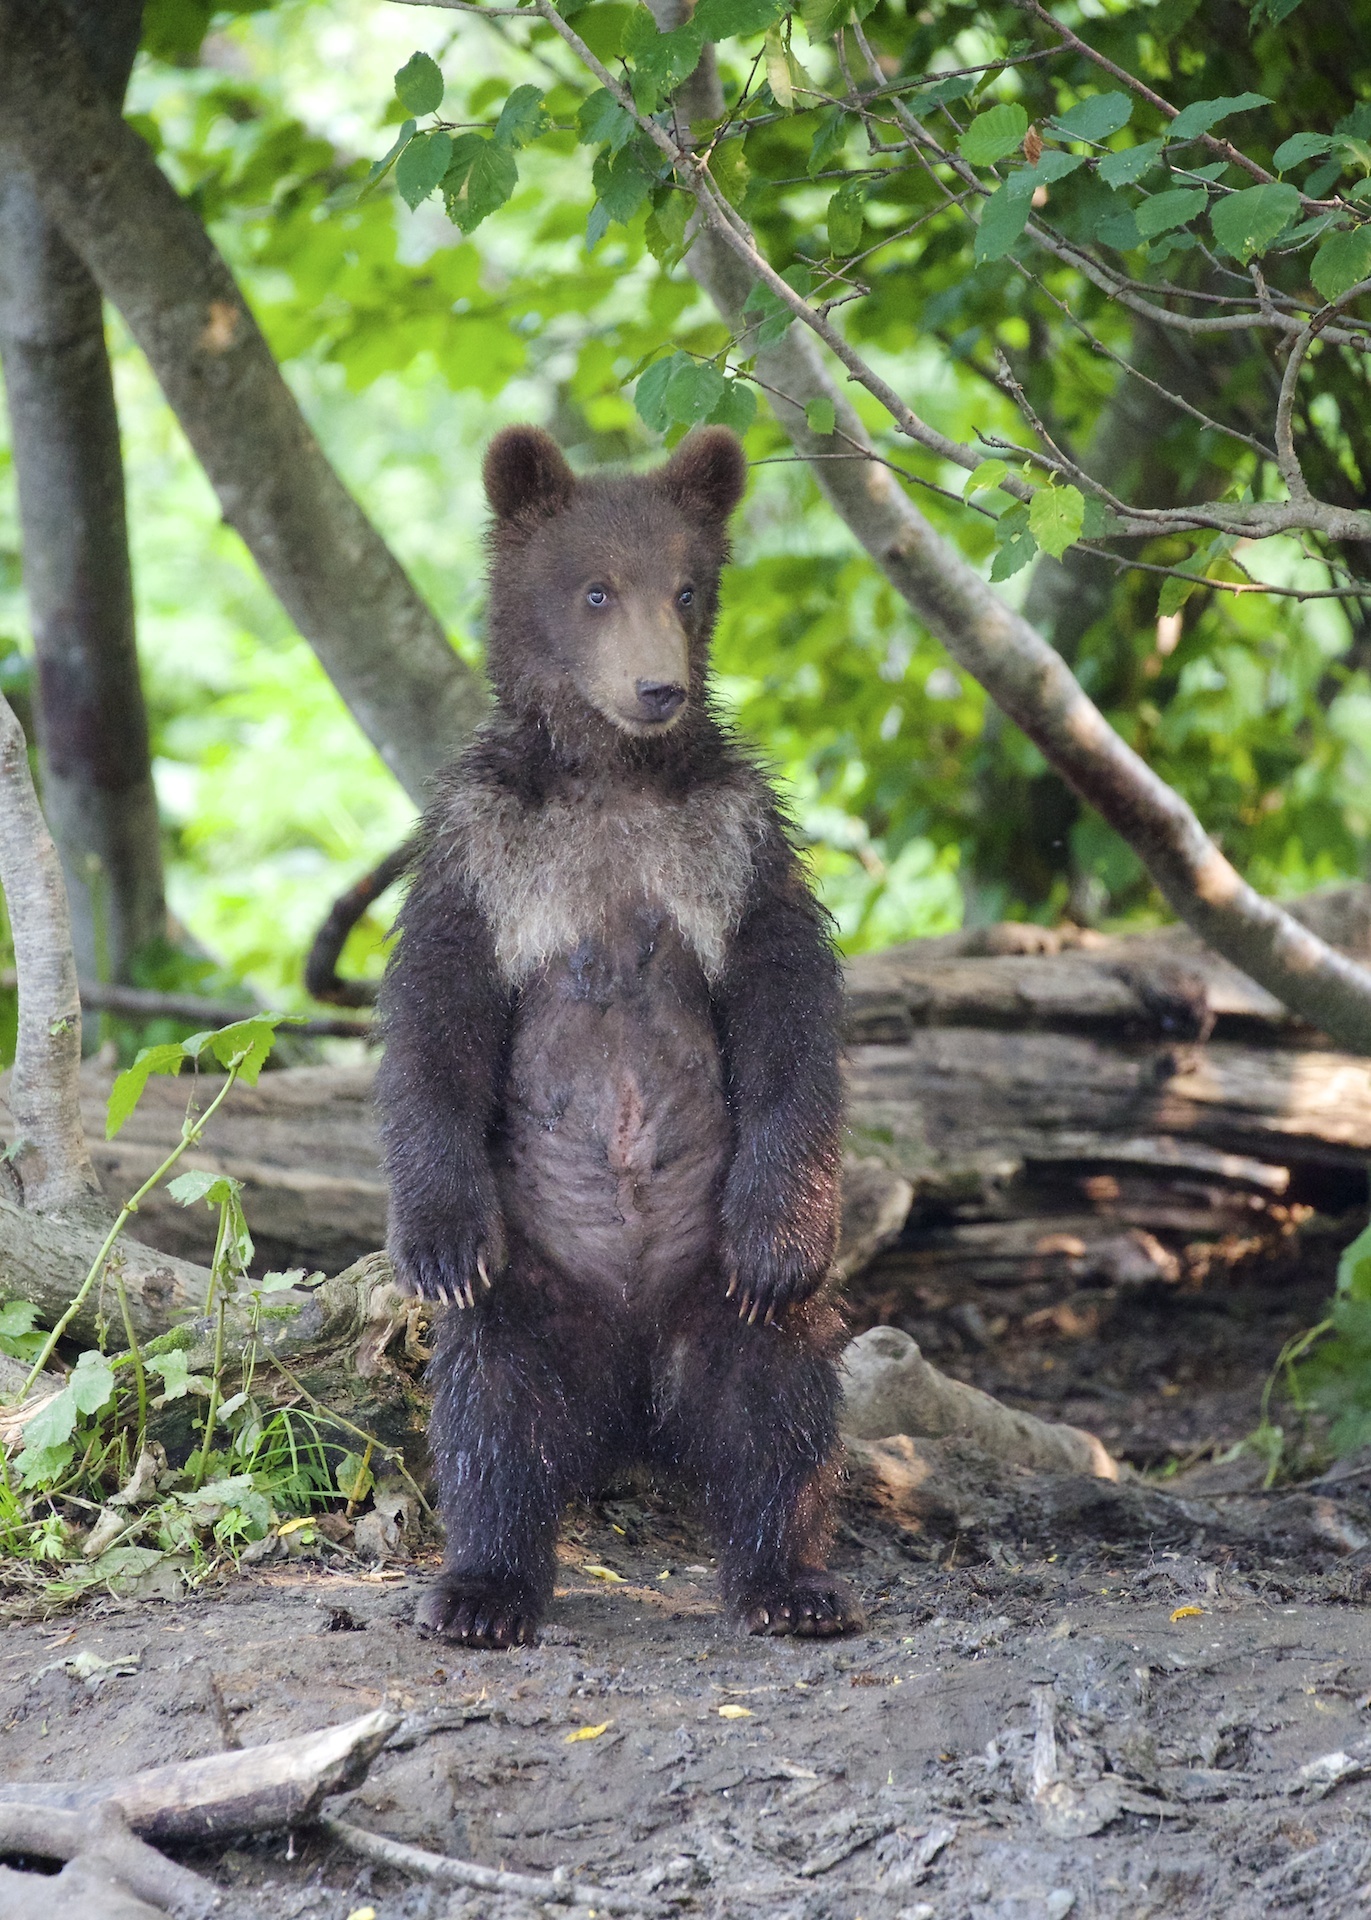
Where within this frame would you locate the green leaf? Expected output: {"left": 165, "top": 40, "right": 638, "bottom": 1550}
{"left": 204, "top": 1014, "right": 291, "bottom": 1085}
{"left": 1273, "top": 131, "right": 1337, "bottom": 173}
{"left": 1027, "top": 483, "right": 1085, "bottom": 559}
{"left": 591, "top": 141, "right": 656, "bottom": 229}
{"left": 958, "top": 103, "right": 1029, "bottom": 168}
{"left": 106, "top": 1042, "right": 188, "bottom": 1140}
{"left": 1338, "top": 1219, "right": 1371, "bottom": 1300}
{"left": 17, "top": 1386, "right": 79, "bottom": 1454}
{"left": 1098, "top": 138, "right": 1164, "bottom": 188}
{"left": 623, "top": 9, "right": 702, "bottom": 114}
{"left": 989, "top": 503, "right": 1036, "bottom": 580}
{"left": 167, "top": 1169, "right": 243, "bottom": 1209}
{"left": 827, "top": 181, "right": 864, "bottom": 255}
{"left": 664, "top": 357, "right": 726, "bottom": 426}
{"left": 460, "top": 139, "right": 519, "bottom": 232}
{"left": 694, "top": 0, "right": 786, "bottom": 35}
{"left": 1168, "top": 92, "right": 1271, "bottom": 142}
{"left": 148, "top": 1350, "right": 195, "bottom": 1400}
{"left": 69, "top": 1350, "right": 117, "bottom": 1418}
{"left": 15, "top": 1442, "right": 73, "bottom": 1490}
{"left": 764, "top": 27, "right": 792, "bottom": 111}
{"left": 805, "top": 397, "right": 836, "bottom": 437}
{"left": 1209, "top": 181, "right": 1300, "bottom": 260}
{"left": 395, "top": 129, "right": 453, "bottom": 210}
{"left": 1134, "top": 185, "right": 1208, "bottom": 239}
{"left": 807, "top": 106, "right": 849, "bottom": 179}
{"left": 394, "top": 51, "right": 444, "bottom": 117}
{"left": 636, "top": 353, "right": 686, "bottom": 432}
{"left": 903, "top": 72, "right": 978, "bottom": 116}
{"left": 577, "top": 87, "right": 635, "bottom": 155}
{"left": 1095, "top": 205, "right": 1141, "bottom": 251}
{"left": 336, "top": 1451, "right": 375, "bottom": 1503}
{"left": 966, "top": 458, "right": 1010, "bottom": 495}
{"left": 494, "top": 85, "right": 547, "bottom": 149}
{"left": 0, "top": 1298, "right": 43, "bottom": 1363}
{"left": 1158, "top": 572, "right": 1200, "bottom": 618}
{"left": 644, "top": 188, "right": 690, "bottom": 263}
{"left": 741, "top": 265, "right": 812, "bottom": 345}
{"left": 706, "top": 380, "right": 756, "bottom": 435}
{"left": 975, "top": 179, "right": 1034, "bottom": 263}
{"left": 1052, "top": 92, "right": 1133, "bottom": 143}
{"left": 358, "top": 118, "right": 416, "bottom": 198}
{"left": 1311, "top": 225, "right": 1371, "bottom": 301}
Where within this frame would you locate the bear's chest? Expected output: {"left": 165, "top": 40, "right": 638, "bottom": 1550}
{"left": 445, "top": 777, "right": 765, "bottom": 989}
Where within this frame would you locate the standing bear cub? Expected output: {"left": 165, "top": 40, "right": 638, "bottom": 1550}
{"left": 377, "top": 424, "right": 861, "bottom": 1647}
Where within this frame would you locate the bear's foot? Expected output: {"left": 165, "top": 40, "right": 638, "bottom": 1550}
{"left": 415, "top": 1575, "right": 541, "bottom": 1649}
{"left": 737, "top": 1573, "right": 863, "bottom": 1638}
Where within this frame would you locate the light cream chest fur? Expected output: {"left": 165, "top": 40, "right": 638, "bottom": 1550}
{"left": 439, "top": 779, "right": 768, "bottom": 988}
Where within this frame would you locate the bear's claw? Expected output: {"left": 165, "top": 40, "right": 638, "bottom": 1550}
{"left": 740, "top": 1575, "right": 863, "bottom": 1639}
{"left": 416, "top": 1578, "right": 540, "bottom": 1649}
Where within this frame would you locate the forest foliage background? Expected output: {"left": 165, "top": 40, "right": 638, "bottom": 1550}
{"left": 2, "top": 0, "right": 1370, "bottom": 1034}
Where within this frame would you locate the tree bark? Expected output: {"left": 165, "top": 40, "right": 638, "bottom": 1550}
{"left": 0, "top": 0, "right": 163, "bottom": 994}
{"left": 0, "top": 0, "right": 486, "bottom": 808}
{"left": 0, "top": 693, "right": 102, "bottom": 1215}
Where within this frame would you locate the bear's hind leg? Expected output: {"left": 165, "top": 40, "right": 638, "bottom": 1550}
{"left": 421, "top": 1262, "right": 623, "bottom": 1649}
{"left": 654, "top": 1295, "right": 863, "bottom": 1638}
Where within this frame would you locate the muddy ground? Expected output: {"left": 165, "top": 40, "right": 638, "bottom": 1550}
{"left": 5, "top": 1242, "right": 1371, "bottom": 1920}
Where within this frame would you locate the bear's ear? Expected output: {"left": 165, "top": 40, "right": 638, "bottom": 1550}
{"left": 483, "top": 426, "right": 575, "bottom": 524}
{"left": 657, "top": 427, "right": 747, "bottom": 526}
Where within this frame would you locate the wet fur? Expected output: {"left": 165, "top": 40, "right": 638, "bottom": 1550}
{"left": 377, "top": 428, "right": 860, "bottom": 1645}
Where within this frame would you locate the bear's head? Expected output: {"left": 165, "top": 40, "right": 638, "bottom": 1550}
{"left": 481, "top": 425, "right": 746, "bottom": 747}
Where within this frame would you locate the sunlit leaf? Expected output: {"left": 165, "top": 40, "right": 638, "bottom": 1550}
{"left": 958, "top": 104, "right": 1029, "bottom": 168}
{"left": 827, "top": 181, "right": 864, "bottom": 255}
{"left": 805, "top": 397, "right": 836, "bottom": 437}
{"left": 1209, "top": 181, "right": 1299, "bottom": 259}
{"left": 106, "top": 1042, "right": 188, "bottom": 1140}
{"left": 1027, "top": 484, "right": 1085, "bottom": 559}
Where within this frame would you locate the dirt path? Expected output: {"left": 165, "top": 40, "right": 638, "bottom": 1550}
{"left": 4, "top": 1487, "right": 1371, "bottom": 1920}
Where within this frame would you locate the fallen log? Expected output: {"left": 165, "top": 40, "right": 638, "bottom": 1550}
{"left": 20, "top": 886, "right": 1365, "bottom": 1296}
{"left": 839, "top": 1325, "right": 1118, "bottom": 1479}
{"left": 0, "top": 1710, "right": 398, "bottom": 1919}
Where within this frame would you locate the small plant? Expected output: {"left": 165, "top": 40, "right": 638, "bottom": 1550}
{"left": 1287, "top": 1219, "right": 1371, "bottom": 1457}
{"left": 0, "top": 1014, "right": 426, "bottom": 1602}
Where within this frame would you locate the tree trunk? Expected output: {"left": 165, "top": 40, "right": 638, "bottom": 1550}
{"left": 0, "top": 0, "right": 161, "bottom": 994}
{"left": 0, "top": 0, "right": 486, "bottom": 808}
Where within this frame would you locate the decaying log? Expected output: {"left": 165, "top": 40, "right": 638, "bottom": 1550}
{"left": 0, "top": 1706, "right": 400, "bottom": 1841}
{"left": 0, "top": 1711, "right": 398, "bottom": 1919}
{"left": 26, "top": 887, "right": 1367, "bottom": 1300}
{"left": 840, "top": 1326, "right": 1118, "bottom": 1479}
{"left": 0, "top": 1804, "right": 217, "bottom": 1920}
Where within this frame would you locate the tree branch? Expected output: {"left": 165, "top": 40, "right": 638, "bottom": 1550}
{"left": 0, "top": 0, "right": 486, "bottom": 807}
{"left": 0, "top": 692, "right": 102, "bottom": 1215}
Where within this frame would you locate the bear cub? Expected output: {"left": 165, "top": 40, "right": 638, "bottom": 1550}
{"left": 377, "top": 424, "right": 861, "bottom": 1648}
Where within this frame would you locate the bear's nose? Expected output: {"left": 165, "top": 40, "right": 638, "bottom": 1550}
{"left": 635, "top": 679, "right": 686, "bottom": 722}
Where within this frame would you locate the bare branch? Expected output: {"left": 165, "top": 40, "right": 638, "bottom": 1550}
{"left": 0, "top": 691, "right": 102, "bottom": 1215}
{"left": 1276, "top": 277, "right": 1371, "bottom": 503}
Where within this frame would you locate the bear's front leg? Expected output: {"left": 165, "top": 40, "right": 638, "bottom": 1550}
{"left": 712, "top": 835, "right": 845, "bottom": 1327}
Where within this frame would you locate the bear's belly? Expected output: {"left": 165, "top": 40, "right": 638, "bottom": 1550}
{"left": 495, "top": 935, "right": 728, "bottom": 1297}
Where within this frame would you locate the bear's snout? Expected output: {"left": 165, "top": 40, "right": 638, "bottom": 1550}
{"left": 635, "top": 678, "right": 687, "bottom": 724}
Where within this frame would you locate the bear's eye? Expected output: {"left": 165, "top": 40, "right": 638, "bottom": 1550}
{"left": 586, "top": 585, "right": 608, "bottom": 608}
{"left": 678, "top": 586, "right": 695, "bottom": 607}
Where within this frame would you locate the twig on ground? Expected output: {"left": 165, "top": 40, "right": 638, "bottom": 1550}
{"left": 321, "top": 1812, "right": 665, "bottom": 1915}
